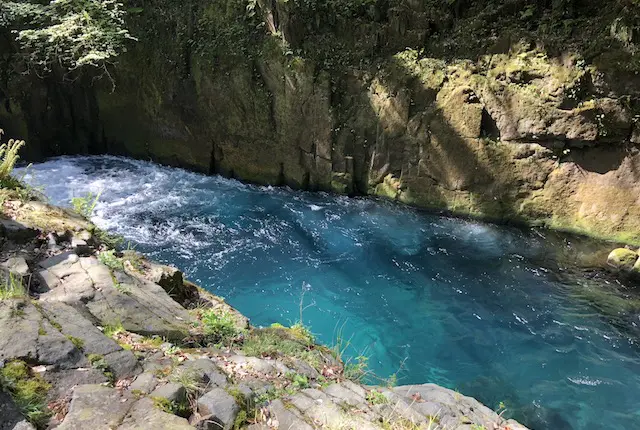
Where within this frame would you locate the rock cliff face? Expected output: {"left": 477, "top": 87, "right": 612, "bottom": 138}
{"left": 1, "top": 0, "right": 639, "bottom": 243}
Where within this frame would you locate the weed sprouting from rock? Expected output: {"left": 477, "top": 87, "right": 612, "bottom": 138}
{"left": 98, "top": 249, "right": 124, "bottom": 271}
{"left": 71, "top": 191, "right": 101, "bottom": 219}
{"left": 200, "top": 309, "right": 241, "bottom": 344}
{"left": 0, "top": 273, "right": 27, "bottom": 299}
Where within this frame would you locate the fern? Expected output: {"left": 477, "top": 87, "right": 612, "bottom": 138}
{"left": 0, "top": 134, "right": 26, "bottom": 188}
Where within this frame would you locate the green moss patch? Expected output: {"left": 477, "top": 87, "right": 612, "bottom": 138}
{"left": 0, "top": 360, "right": 51, "bottom": 428}
{"left": 241, "top": 324, "right": 331, "bottom": 371}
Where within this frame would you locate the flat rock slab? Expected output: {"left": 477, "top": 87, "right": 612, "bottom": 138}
{"left": 118, "top": 398, "right": 192, "bottom": 430}
{"left": 391, "top": 384, "right": 529, "bottom": 430}
{"left": 150, "top": 382, "right": 186, "bottom": 403}
{"left": 251, "top": 381, "right": 530, "bottom": 430}
{"left": 39, "top": 301, "right": 140, "bottom": 379}
{"left": 180, "top": 358, "right": 228, "bottom": 388}
{"left": 1, "top": 256, "right": 30, "bottom": 279}
{"left": 39, "top": 300, "right": 120, "bottom": 356}
{"left": 37, "top": 253, "right": 195, "bottom": 340}
{"left": 268, "top": 399, "right": 313, "bottom": 430}
{"left": 0, "top": 299, "right": 86, "bottom": 369}
{"left": 129, "top": 372, "right": 159, "bottom": 394}
{"left": 324, "top": 382, "right": 367, "bottom": 408}
{"left": 43, "top": 368, "right": 109, "bottom": 401}
{"left": 196, "top": 387, "right": 240, "bottom": 430}
{"left": 58, "top": 385, "right": 195, "bottom": 430}
{"left": 57, "top": 385, "right": 134, "bottom": 430}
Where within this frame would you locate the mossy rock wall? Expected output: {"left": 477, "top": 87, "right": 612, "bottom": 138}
{"left": 1, "top": 0, "right": 640, "bottom": 243}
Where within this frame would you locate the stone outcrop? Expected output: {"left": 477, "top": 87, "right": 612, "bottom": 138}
{"left": 36, "top": 251, "right": 195, "bottom": 340}
{"left": 0, "top": 195, "right": 529, "bottom": 429}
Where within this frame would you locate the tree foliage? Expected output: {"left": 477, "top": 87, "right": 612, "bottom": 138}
{"left": 0, "top": 0, "right": 134, "bottom": 73}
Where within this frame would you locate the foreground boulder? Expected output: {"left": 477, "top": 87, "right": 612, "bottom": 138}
{"left": 0, "top": 299, "right": 86, "bottom": 368}
{"left": 36, "top": 252, "right": 195, "bottom": 340}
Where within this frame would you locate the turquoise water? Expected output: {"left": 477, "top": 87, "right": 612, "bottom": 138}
{"left": 21, "top": 156, "right": 640, "bottom": 429}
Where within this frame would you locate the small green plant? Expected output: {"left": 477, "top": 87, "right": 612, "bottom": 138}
{"left": 385, "top": 373, "right": 398, "bottom": 388}
{"left": 426, "top": 414, "right": 441, "bottom": 429}
{"left": 0, "top": 360, "right": 51, "bottom": 428}
{"left": 66, "top": 335, "right": 84, "bottom": 350}
{"left": 165, "top": 344, "right": 182, "bottom": 355}
{"left": 113, "top": 281, "right": 131, "bottom": 295}
{"left": 366, "top": 389, "right": 388, "bottom": 405}
{"left": 470, "top": 425, "right": 487, "bottom": 430}
{"left": 0, "top": 273, "right": 27, "bottom": 299}
{"left": 71, "top": 191, "right": 101, "bottom": 219}
{"left": 254, "top": 387, "right": 281, "bottom": 404}
{"left": 226, "top": 386, "right": 247, "bottom": 406}
{"left": 201, "top": 309, "right": 239, "bottom": 343}
{"left": 103, "top": 321, "right": 125, "bottom": 338}
{"left": 99, "top": 250, "right": 124, "bottom": 271}
{"left": 0, "top": 134, "right": 26, "bottom": 189}
{"left": 14, "top": 180, "right": 40, "bottom": 203}
{"left": 287, "top": 372, "right": 309, "bottom": 389}
{"left": 241, "top": 326, "right": 328, "bottom": 370}
{"left": 233, "top": 409, "right": 248, "bottom": 430}
{"left": 169, "top": 368, "right": 203, "bottom": 396}
{"left": 343, "top": 355, "right": 369, "bottom": 382}
{"left": 289, "top": 323, "right": 314, "bottom": 344}
{"left": 151, "top": 396, "right": 191, "bottom": 417}
{"left": 380, "top": 416, "right": 423, "bottom": 430}
{"left": 92, "top": 227, "right": 124, "bottom": 248}
{"left": 141, "top": 335, "right": 164, "bottom": 348}
{"left": 153, "top": 365, "right": 174, "bottom": 379}
{"left": 87, "top": 353, "right": 114, "bottom": 382}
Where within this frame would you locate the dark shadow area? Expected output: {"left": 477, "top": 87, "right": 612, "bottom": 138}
{"left": 568, "top": 144, "right": 628, "bottom": 173}
{"left": 480, "top": 108, "right": 501, "bottom": 140}
{"left": 0, "top": 390, "right": 33, "bottom": 430}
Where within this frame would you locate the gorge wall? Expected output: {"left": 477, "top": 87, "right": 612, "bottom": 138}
{"left": 1, "top": 0, "right": 640, "bottom": 243}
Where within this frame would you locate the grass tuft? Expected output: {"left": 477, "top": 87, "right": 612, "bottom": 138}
{"left": 241, "top": 325, "right": 331, "bottom": 371}
{"left": 0, "top": 360, "right": 51, "bottom": 428}
{"left": 200, "top": 309, "right": 240, "bottom": 344}
{"left": 103, "top": 321, "right": 125, "bottom": 338}
{"left": 0, "top": 273, "right": 27, "bottom": 300}
{"left": 151, "top": 396, "right": 191, "bottom": 417}
{"left": 98, "top": 250, "right": 124, "bottom": 271}
{"left": 71, "top": 191, "right": 101, "bottom": 219}
{"left": 87, "top": 353, "right": 114, "bottom": 383}
{"left": 92, "top": 227, "right": 124, "bottom": 249}
{"left": 366, "top": 389, "right": 388, "bottom": 405}
{"left": 66, "top": 335, "right": 84, "bottom": 350}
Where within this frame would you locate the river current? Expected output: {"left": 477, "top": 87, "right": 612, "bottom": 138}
{"left": 20, "top": 156, "right": 640, "bottom": 429}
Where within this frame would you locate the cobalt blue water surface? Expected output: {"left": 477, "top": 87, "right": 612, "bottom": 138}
{"left": 21, "top": 156, "right": 640, "bottom": 429}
